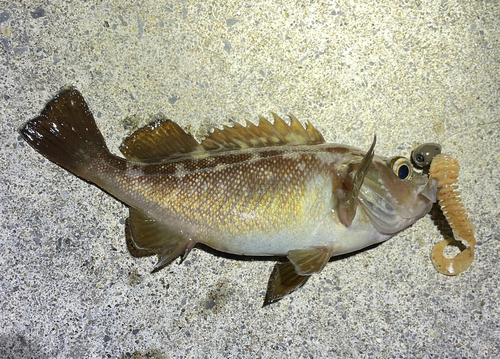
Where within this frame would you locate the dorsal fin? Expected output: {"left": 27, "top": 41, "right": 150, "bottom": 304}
{"left": 120, "top": 115, "right": 325, "bottom": 160}
{"left": 200, "top": 113, "right": 325, "bottom": 151}
{"left": 119, "top": 119, "right": 203, "bottom": 162}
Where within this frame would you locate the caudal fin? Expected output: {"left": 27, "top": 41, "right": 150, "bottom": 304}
{"left": 20, "top": 88, "right": 109, "bottom": 180}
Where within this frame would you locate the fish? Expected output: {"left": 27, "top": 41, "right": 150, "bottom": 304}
{"left": 20, "top": 87, "right": 438, "bottom": 306}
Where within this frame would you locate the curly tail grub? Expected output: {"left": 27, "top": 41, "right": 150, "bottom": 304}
{"left": 429, "top": 154, "right": 476, "bottom": 275}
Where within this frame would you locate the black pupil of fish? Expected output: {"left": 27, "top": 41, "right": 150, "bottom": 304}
{"left": 398, "top": 165, "right": 409, "bottom": 179}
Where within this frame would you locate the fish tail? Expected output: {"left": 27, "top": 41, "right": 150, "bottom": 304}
{"left": 20, "top": 88, "right": 110, "bottom": 181}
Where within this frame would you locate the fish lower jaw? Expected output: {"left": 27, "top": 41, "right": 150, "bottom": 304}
{"left": 419, "top": 178, "right": 439, "bottom": 202}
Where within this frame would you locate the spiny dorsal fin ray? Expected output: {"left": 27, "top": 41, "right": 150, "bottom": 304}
{"left": 120, "top": 119, "right": 204, "bottom": 162}
{"left": 201, "top": 113, "right": 325, "bottom": 151}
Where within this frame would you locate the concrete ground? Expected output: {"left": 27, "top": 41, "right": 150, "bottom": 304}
{"left": 1, "top": 1, "right": 499, "bottom": 357}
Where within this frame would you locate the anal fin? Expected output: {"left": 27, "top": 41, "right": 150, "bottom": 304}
{"left": 128, "top": 208, "right": 195, "bottom": 270}
{"left": 263, "top": 262, "right": 310, "bottom": 307}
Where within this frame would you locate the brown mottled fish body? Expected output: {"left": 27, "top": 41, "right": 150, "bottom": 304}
{"left": 93, "top": 143, "right": 385, "bottom": 256}
{"left": 20, "top": 88, "right": 438, "bottom": 305}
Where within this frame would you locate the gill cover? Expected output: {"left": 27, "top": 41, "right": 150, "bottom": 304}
{"left": 429, "top": 154, "right": 476, "bottom": 275}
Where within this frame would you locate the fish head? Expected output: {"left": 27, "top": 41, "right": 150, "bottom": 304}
{"left": 358, "top": 155, "right": 438, "bottom": 234}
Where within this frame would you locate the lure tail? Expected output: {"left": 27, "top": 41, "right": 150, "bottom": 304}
{"left": 429, "top": 154, "right": 476, "bottom": 275}
{"left": 20, "top": 88, "right": 110, "bottom": 182}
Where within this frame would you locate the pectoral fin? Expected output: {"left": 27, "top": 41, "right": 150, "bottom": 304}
{"left": 337, "top": 135, "right": 376, "bottom": 227}
{"left": 263, "top": 262, "right": 310, "bottom": 307}
{"left": 128, "top": 208, "right": 195, "bottom": 270}
{"left": 288, "top": 246, "right": 334, "bottom": 275}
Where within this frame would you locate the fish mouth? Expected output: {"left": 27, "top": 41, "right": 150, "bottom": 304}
{"left": 418, "top": 177, "right": 438, "bottom": 203}
{"left": 358, "top": 177, "right": 438, "bottom": 235}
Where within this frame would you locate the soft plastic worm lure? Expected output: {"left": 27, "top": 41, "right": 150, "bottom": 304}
{"left": 429, "top": 154, "right": 476, "bottom": 275}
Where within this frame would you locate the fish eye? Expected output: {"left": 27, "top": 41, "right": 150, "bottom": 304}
{"left": 390, "top": 157, "right": 413, "bottom": 180}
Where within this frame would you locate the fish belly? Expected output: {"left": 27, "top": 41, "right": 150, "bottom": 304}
{"left": 204, "top": 207, "right": 391, "bottom": 256}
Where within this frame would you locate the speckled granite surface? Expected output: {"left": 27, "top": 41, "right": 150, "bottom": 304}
{"left": 1, "top": 1, "right": 499, "bottom": 357}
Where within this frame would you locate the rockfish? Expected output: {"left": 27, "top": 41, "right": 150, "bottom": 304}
{"left": 20, "top": 88, "right": 438, "bottom": 306}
